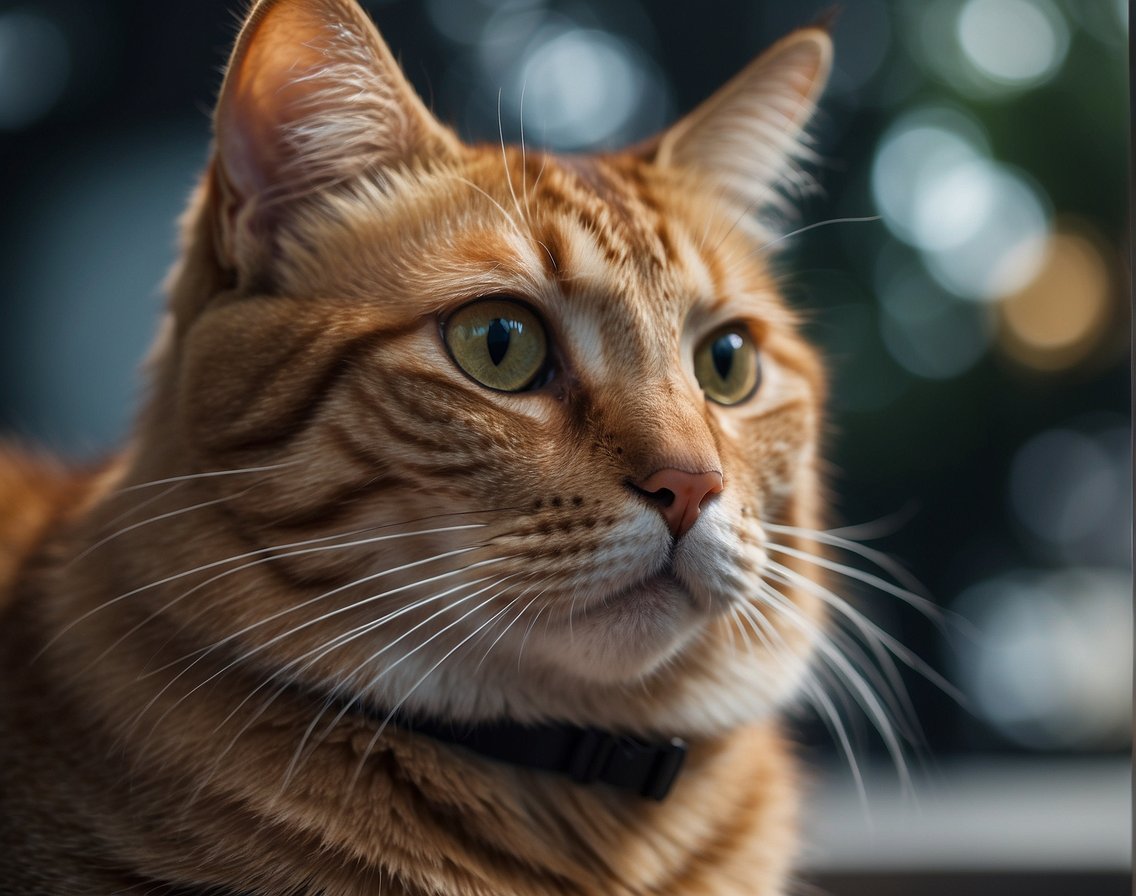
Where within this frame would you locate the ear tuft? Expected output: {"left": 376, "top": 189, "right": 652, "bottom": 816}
{"left": 653, "top": 28, "right": 832, "bottom": 216}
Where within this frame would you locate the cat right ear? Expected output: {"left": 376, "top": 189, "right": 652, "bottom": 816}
{"left": 211, "top": 0, "right": 457, "bottom": 271}
{"left": 650, "top": 28, "right": 832, "bottom": 215}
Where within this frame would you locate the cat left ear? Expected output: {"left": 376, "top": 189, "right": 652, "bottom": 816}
{"left": 650, "top": 27, "right": 832, "bottom": 213}
{"left": 212, "top": 0, "right": 457, "bottom": 268}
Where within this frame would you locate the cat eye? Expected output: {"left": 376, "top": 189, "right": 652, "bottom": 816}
{"left": 693, "top": 325, "right": 761, "bottom": 405}
{"left": 444, "top": 298, "right": 549, "bottom": 393}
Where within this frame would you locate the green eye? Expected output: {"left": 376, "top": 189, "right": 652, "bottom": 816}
{"left": 444, "top": 298, "right": 548, "bottom": 392}
{"left": 694, "top": 325, "right": 761, "bottom": 405}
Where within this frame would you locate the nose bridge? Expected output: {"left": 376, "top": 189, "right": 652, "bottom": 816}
{"left": 595, "top": 373, "right": 726, "bottom": 539}
{"left": 610, "top": 376, "right": 721, "bottom": 479}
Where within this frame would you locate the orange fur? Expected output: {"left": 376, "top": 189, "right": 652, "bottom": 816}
{"left": 0, "top": 1, "right": 834, "bottom": 892}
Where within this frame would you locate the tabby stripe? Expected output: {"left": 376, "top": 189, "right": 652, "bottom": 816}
{"left": 348, "top": 379, "right": 457, "bottom": 456}
{"left": 666, "top": 786, "right": 765, "bottom": 891}
{"left": 213, "top": 329, "right": 386, "bottom": 455}
{"left": 211, "top": 502, "right": 367, "bottom": 590}
{"left": 324, "top": 420, "right": 388, "bottom": 472}
{"left": 256, "top": 475, "right": 405, "bottom": 533}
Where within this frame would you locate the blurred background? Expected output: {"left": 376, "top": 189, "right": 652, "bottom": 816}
{"left": 0, "top": 0, "right": 1128, "bottom": 892}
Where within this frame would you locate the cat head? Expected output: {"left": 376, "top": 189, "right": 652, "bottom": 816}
{"left": 135, "top": 0, "right": 832, "bottom": 737}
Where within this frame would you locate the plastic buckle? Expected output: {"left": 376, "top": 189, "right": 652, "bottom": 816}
{"left": 640, "top": 737, "right": 687, "bottom": 801}
{"left": 567, "top": 728, "right": 619, "bottom": 785}
{"left": 567, "top": 730, "right": 688, "bottom": 800}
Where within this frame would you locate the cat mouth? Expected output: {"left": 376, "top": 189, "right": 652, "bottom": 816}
{"left": 582, "top": 569, "right": 701, "bottom": 617}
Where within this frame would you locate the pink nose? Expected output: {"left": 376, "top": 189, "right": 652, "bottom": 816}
{"left": 633, "top": 469, "right": 724, "bottom": 539}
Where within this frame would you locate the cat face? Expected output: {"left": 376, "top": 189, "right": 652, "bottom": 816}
{"left": 139, "top": 0, "right": 831, "bottom": 735}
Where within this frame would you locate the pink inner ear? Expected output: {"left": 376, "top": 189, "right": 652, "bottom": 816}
{"left": 215, "top": 8, "right": 334, "bottom": 204}
{"left": 216, "top": 88, "right": 278, "bottom": 203}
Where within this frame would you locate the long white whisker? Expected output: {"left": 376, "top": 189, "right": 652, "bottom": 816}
{"left": 345, "top": 587, "right": 516, "bottom": 794}
{"left": 736, "top": 600, "right": 866, "bottom": 805}
{"left": 763, "top": 541, "right": 941, "bottom": 620}
{"left": 762, "top": 520, "right": 928, "bottom": 597}
{"left": 189, "top": 573, "right": 505, "bottom": 799}
{"left": 754, "top": 214, "right": 880, "bottom": 253}
{"left": 480, "top": 582, "right": 550, "bottom": 674}
{"left": 765, "top": 558, "right": 962, "bottom": 705}
{"left": 68, "top": 486, "right": 259, "bottom": 566}
{"left": 764, "top": 564, "right": 924, "bottom": 742}
{"left": 277, "top": 575, "right": 523, "bottom": 790}
{"left": 519, "top": 76, "right": 529, "bottom": 211}
{"left": 99, "top": 483, "right": 182, "bottom": 532}
{"left": 755, "top": 582, "right": 912, "bottom": 793}
{"left": 125, "top": 553, "right": 511, "bottom": 742}
{"left": 497, "top": 87, "right": 524, "bottom": 223}
{"left": 108, "top": 461, "right": 300, "bottom": 496}
{"left": 42, "top": 522, "right": 489, "bottom": 664}
{"left": 448, "top": 174, "right": 527, "bottom": 245}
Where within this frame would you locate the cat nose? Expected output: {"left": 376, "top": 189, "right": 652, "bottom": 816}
{"left": 631, "top": 469, "right": 724, "bottom": 539}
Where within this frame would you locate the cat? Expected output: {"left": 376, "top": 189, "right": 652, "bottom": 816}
{"left": 0, "top": 0, "right": 836, "bottom": 892}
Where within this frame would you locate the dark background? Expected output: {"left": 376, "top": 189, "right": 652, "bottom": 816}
{"left": 0, "top": 0, "right": 1128, "bottom": 889}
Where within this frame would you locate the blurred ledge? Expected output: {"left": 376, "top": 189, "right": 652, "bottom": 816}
{"left": 799, "top": 756, "right": 1130, "bottom": 873}
{"left": 801, "top": 870, "right": 1131, "bottom": 896}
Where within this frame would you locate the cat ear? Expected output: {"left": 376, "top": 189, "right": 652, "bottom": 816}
{"left": 212, "top": 0, "right": 456, "bottom": 262}
{"left": 651, "top": 28, "right": 832, "bottom": 214}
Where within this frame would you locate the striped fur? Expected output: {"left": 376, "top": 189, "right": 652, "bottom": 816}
{"left": 0, "top": 1, "right": 834, "bottom": 893}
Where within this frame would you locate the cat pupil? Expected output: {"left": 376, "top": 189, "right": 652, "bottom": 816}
{"left": 487, "top": 319, "right": 510, "bottom": 366}
{"left": 712, "top": 334, "right": 740, "bottom": 380}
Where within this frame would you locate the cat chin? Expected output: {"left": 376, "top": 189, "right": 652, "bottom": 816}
{"left": 526, "top": 576, "right": 707, "bottom": 684}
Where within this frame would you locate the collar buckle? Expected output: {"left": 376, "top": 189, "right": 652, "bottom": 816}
{"left": 568, "top": 729, "right": 688, "bottom": 801}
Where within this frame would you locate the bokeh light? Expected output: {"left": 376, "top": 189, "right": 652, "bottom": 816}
{"left": 871, "top": 107, "right": 1051, "bottom": 303}
{"left": 871, "top": 107, "right": 989, "bottom": 252}
{"left": 957, "top": 0, "right": 1069, "bottom": 88}
{"left": 953, "top": 568, "right": 1132, "bottom": 750}
{"left": 0, "top": 9, "right": 70, "bottom": 130}
{"left": 1007, "top": 424, "right": 1131, "bottom": 567}
{"left": 426, "top": 0, "right": 547, "bottom": 47}
{"left": 996, "top": 227, "right": 1114, "bottom": 370}
{"left": 921, "top": 162, "right": 1049, "bottom": 300}
{"left": 508, "top": 26, "right": 664, "bottom": 149}
{"left": 875, "top": 256, "right": 993, "bottom": 379}
{"left": 910, "top": 0, "right": 1072, "bottom": 98}
{"left": 6, "top": 127, "right": 205, "bottom": 449}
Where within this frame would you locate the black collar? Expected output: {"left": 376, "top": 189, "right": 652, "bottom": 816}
{"left": 361, "top": 706, "right": 688, "bottom": 801}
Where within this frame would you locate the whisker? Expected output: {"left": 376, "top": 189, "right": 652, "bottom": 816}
{"left": 735, "top": 600, "right": 867, "bottom": 805}
{"left": 771, "top": 572, "right": 928, "bottom": 750}
{"left": 516, "top": 596, "right": 552, "bottom": 671}
{"left": 753, "top": 214, "right": 880, "bottom": 254}
{"left": 762, "top": 520, "right": 928, "bottom": 597}
{"left": 482, "top": 582, "right": 550, "bottom": 674}
{"left": 764, "top": 564, "right": 924, "bottom": 744}
{"left": 107, "top": 461, "right": 301, "bottom": 496}
{"left": 345, "top": 586, "right": 517, "bottom": 795}
{"left": 278, "top": 574, "right": 523, "bottom": 791}
{"left": 764, "top": 559, "right": 962, "bottom": 705}
{"left": 762, "top": 540, "right": 942, "bottom": 621}
{"left": 41, "top": 521, "right": 489, "bottom": 664}
{"left": 518, "top": 76, "right": 529, "bottom": 212}
{"left": 187, "top": 573, "right": 506, "bottom": 800}
{"left": 123, "top": 552, "right": 511, "bottom": 744}
{"left": 447, "top": 174, "right": 527, "bottom": 246}
{"left": 99, "top": 483, "right": 183, "bottom": 532}
{"left": 497, "top": 87, "right": 525, "bottom": 223}
{"left": 754, "top": 582, "right": 912, "bottom": 793}
{"left": 68, "top": 485, "right": 260, "bottom": 566}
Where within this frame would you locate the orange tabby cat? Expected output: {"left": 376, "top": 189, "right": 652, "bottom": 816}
{"left": 0, "top": 1, "right": 833, "bottom": 892}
